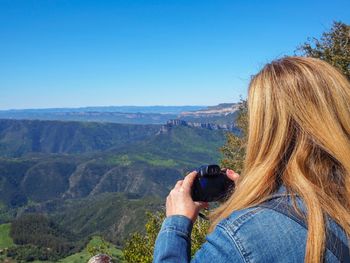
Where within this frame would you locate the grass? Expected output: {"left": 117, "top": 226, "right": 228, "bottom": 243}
{"left": 106, "top": 152, "right": 178, "bottom": 168}
{"left": 106, "top": 154, "right": 132, "bottom": 166}
{"left": 0, "top": 228, "right": 123, "bottom": 263}
{"left": 0, "top": 223, "right": 16, "bottom": 263}
{"left": 0, "top": 224, "right": 15, "bottom": 249}
{"left": 133, "top": 153, "right": 177, "bottom": 167}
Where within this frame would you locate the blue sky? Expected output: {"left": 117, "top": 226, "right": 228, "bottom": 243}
{"left": 0, "top": 0, "right": 349, "bottom": 110}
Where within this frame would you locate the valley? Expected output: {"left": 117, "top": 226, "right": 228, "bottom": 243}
{"left": 0, "top": 104, "right": 239, "bottom": 261}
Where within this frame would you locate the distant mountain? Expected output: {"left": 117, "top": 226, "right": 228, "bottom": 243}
{"left": 180, "top": 103, "right": 240, "bottom": 116}
{"left": 0, "top": 110, "right": 177, "bottom": 125}
{"left": 0, "top": 106, "right": 204, "bottom": 125}
{"left": 1, "top": 105, "right": 206, "bottom": 114}
{"left": 179, "top": 103, "right": 241, "bottom": 125}
{"left": 0, "top": 103, "right": 241, "bottom": 125}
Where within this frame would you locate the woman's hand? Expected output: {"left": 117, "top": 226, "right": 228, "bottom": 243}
{"left": 166, "top": 171, "right": 206, "bottom": 222}
{"left": 166, "top": 169, "right": 240, "bottom": 222}
{"left": 225, "top": 168, "right": 240, "bottom": 182}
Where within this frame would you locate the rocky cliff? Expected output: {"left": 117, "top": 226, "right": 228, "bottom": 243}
{"left": 157, "top": 119, "right": 238, "bottom": 134}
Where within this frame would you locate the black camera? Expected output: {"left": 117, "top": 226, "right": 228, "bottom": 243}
{"left": 191, "top": 164, "right": 235, "bottom": 202}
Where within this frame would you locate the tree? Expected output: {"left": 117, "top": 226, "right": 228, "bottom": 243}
{"left": 123, "top": 212, "right": 163, "bottom": 263}
{"left": 297, "top": 21, "right": 350, "bottom": 79}
{"left": 220, "top": 99, "right": 248, "bottom": 174}
{"left": 123, "top": 211, "right": 209, "bottom": 263}
{"left": 87, "top": 238, "right": 109, "bottom": 257}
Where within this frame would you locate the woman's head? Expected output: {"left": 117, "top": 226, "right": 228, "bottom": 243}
{"left": 210, "top": 56, "right": 350, "bottom": 262}
{"left": 246, "top": 56, "right": 350, "bottom": 201}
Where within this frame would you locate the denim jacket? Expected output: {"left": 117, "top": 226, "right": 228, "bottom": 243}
{"left": 153, "top": 185, "right": 349, "bottom": 262}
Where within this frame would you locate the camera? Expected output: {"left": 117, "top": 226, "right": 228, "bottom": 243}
{"left": 191, "top": 164, "right": 235, "bottom": 202}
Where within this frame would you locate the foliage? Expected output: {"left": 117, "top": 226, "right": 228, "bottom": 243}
{"left": 86, "top": 236, "right": 124, "bottom": 263}
{"left": 297, "top": 21, "right": 350, "bottom": 79}
{"left": 87, "top": 237, "right": 109, "bottom": 257}
{"left": 6, "top": 244, "right": 59, "bottom": 261}
{"left": 190, "top": 214, "right": 210, "bottom": 256}
{"left": 123, "top": 211, "right": 209, "bottom": 263}
{"left": 123, "top": 212, "right": 164, "bottom": 263}
{"left": 220, "top": 100, "right": 248, "bottom": 174}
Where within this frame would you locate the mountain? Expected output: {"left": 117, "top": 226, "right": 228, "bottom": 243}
{"left": 0, "top": 119, "right": 160, "bottom": 157}
{"left": 180, "top": 103, "right": 240, "bottom": 116}
{"left": 0, "top": 103, "right": 241, "bottom": 125}
{"left": 25, "top": 193, "right": 163, "bottom": 246}
{"left": 0, "top": 105, "right": 206, "bottom": 114}
{"left": 0, "top": 117, "right": 233, "bottom": 249}
{"left": 0, "top": 106, "right": 205, "bottom": 125}
{"left": 0, "top": 119, "right": 228, "bottom": 205}
{"left": 179, "top": 103, "right": 241, "bottom": 125}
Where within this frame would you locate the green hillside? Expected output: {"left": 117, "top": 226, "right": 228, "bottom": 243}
{"left": 0, "top": 121, "right": 227, "bottom": 208}
{"left": 109, "top": 125, "right": 226, "bottom": 168}
{"left": 50, "top": 193, "right": 163, "bottom": 245}
{"left": 0, "top": 119, "right": 160, "bottom": 157}
{"left": 0, "top": 119, "right": 231, "bottom": 261}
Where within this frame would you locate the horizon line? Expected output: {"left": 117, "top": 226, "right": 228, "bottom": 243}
{"left": 0, "top": 102, "right": 242, "bottom": 111}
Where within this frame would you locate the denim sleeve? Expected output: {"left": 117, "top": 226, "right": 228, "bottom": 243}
{"left": 153, "top": 215, "right": 246, "bottom": 263}
{"left": 153, "top": 215, "right": 193, "bottom": 262}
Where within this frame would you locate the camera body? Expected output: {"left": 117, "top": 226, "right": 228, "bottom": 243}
{"left": 191, "top": 164, "right": 234, "bottom": 202}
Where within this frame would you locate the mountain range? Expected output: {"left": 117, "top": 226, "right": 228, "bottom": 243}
{"left": 0, "top": 103, "right": 240, "bottom": 125}
{"left": 0, "top": 103, "right": 241, "bottom": 259}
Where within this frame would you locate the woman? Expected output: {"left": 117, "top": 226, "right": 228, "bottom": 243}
{"left": 153, "top": 57, "right": 350, "bottom": 262}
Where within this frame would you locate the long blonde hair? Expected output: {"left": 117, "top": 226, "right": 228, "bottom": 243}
{"left": 210, "top": 56, "right": 350, "bottom": 262}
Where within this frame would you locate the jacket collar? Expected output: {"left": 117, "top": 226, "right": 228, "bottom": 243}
{"left": 269, "top": 184, "right": 297, "bottom": 199}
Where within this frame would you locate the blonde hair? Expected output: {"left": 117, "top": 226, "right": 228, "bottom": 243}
{"left": 210, "top": 56, "right": 350, "bottom": 262}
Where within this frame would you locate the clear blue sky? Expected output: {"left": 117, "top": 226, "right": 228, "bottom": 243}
{"left": 0, "top": 0, "right": 349, "bottom": 110}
